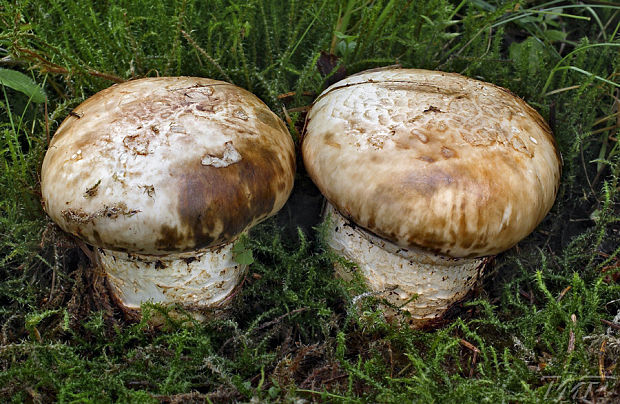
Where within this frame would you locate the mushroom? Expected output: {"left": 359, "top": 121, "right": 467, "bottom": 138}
{"left": 302, "top": 68, "right": 561, "bottom": 327}
{"left": 41, "top": 77, "right": 295, "bottom": 317}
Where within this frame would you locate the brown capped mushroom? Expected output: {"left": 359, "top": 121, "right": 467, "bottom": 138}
{"left": 41, "top": 77, "right": 295, "bottom": 317}
{"left": 302, "top": 68, "right": 561, "bottom": 327}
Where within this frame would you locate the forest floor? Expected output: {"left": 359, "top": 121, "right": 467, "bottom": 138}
{"left": 1, "top": 0, "right": 619, "bottom": 402}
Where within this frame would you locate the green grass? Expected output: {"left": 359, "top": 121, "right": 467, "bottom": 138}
{"left": 1, "top": 0, "right": 619, "bottom": 402}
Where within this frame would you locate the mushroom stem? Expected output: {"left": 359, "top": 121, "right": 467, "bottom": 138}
{"left": 324, "top": 203, "right": 486, "bottom": 327}
{"left": 98, "top": 241, "right": 246, "bottom": 315}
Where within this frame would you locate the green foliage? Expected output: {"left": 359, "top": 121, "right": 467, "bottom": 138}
{"left": 1, "top": 0, "right": 619, "bottom": 402}
{"left": 0, "top": 69, "right": 46, "bottom": 103}
{"left": 232, "top": 236, "right": 254, "bottom": 266}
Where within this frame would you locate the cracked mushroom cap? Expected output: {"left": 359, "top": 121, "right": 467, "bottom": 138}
{"left": 302, "top": 68, "right": 561, "bottom": 258}
{"left": 41, "top": 77, "right": 295, "bottom": 254}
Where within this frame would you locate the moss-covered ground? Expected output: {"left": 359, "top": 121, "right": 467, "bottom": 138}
{"left": 1, "top": 0, "right": 619, "bottom": 402}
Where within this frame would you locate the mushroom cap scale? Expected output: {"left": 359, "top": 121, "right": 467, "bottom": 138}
{"left": 42, "top": 77, "right": 295, "bottom": 255}
{"left": 302, "top": 68, "right": 561, "bottom": 258}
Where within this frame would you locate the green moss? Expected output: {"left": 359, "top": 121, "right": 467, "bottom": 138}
{"left": 1, "top": 0, "right": 619, "bottom": 402}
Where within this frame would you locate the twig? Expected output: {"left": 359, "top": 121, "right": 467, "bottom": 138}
{"left": 17, "top": 46, "right": 125, "bottom": 83}
{"left": 470, "top": 350, "right": 478, "bottom": 378}
{"left": 567, "top": 314, "right": 576, "bottom": 354}
{"left": 593, "top": 111, "right": 619, "bottom": 127}
{"left": 282, "top": 105, "right": 293, "bottom": 127}
{"left": 281, "top": 105, "right": 299, "bottom": 143}
{"left": 277, "top": 91, "right": 316, "bottom": 99}
{"left": 601, "top": 318, "right": 620, "bottom": 330}
{"left": 459, "top": 339, "right": 480, "bottom": 377}
{"left": 80, "top": 69, "right": 125, "bottom": 83}
{"left": 544, "top": 84, "right": 582, "bottom": 96}
{"left": 396, "top": 362, "right": 411, "bottom": 377}
{"left": 599, "top": 339, "right": 607, "bottom": 383}
{"left": 459, "top": 339, "right": 480, "bottom": 353}
{"left": 557, "top": 286, "right": 571, "bottom": 301}
{"left": 75, "top": 239, "right": 95, "bottom": 264}
{"left": 591, "top": 124, "right": 619, "bottom": 135}
{"left": 16, "top": 47, "right": 125, "bottom": 83}
{"left": 286, "top": 105, "right": 312, "bottom": 113}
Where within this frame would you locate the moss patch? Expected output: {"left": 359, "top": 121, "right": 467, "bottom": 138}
{"left": 1, "top": 0, "right": 619, "bottom": 402}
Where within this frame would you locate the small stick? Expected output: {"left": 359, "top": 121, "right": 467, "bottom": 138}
{"left": 557, "top": 286, "right": 571, "bottom": 301}
{"left": 286, "top": 105, "right": 312, "bottom": 113}
{"left": 599, "top": 339, "right": 607, "bottom": 383}
{"left": 39, "top": 65, "right": 124, "bottom": 83}
{"left": 396, "top": 363, "right": 411, "bottom": 377}
{"left": 601, "top": 318, "right": 620, "bottom": 330}
{"left": 601, "top": 263, "right": 620, "bottom": 272}
{"left": 591, "top": 125, "right": 619, "bottom": 135}
{"left": 459, "top": 339, "right": 480, "bottom": 377}
{"left": 593, "top": 111, "right": 619, "bottom": 126}
{"left": 278, "top": 91, "right": 297, "bottom": 99}
{"left": 282, "top": 105, "right": 293, "bottom": 127}
{"left": 544, "top": 85, "right": 582, "bottom": 96}
{"left": 277, "top": 91, "right": 316, "bottom": 99}
{"left": 470, "top": 350, "right": 478, "bottom": 378}
{"left": 75, "top": 239, "right": 95, "bottom": 263}
{"left": 459, "top": 339, "right": 480, "bottom": 352}
{"left": 282, "top": 105, "right": 300, "bottom": 143}
{"left": 567, "top": 314, "right": 576, "bottom": 354}
{"left": 86, "top": 70, "right": 125, "bottom": 83}
{"left": 13, "top": 46, "right": 124, "bottom": 82}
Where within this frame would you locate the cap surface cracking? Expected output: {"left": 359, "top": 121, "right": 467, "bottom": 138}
{"left": 302, "top": 69, "right": 561, "bottom": 257}
{"left": 42, "top": 77, "right": 295, "bottom": 254}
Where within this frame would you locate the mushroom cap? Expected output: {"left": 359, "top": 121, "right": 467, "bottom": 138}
{"left": 302, "top": 68, "right": 561, "bottom": 258}
{"left": 42, "top": 77, "right": 295, "bottom": 254}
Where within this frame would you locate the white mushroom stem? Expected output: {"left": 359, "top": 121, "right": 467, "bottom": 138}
{"left": 324, "top": 203, "right": 486, "bottom": 327}
{"left": 98, "top": 241, "right": 245, "bottom": 315}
